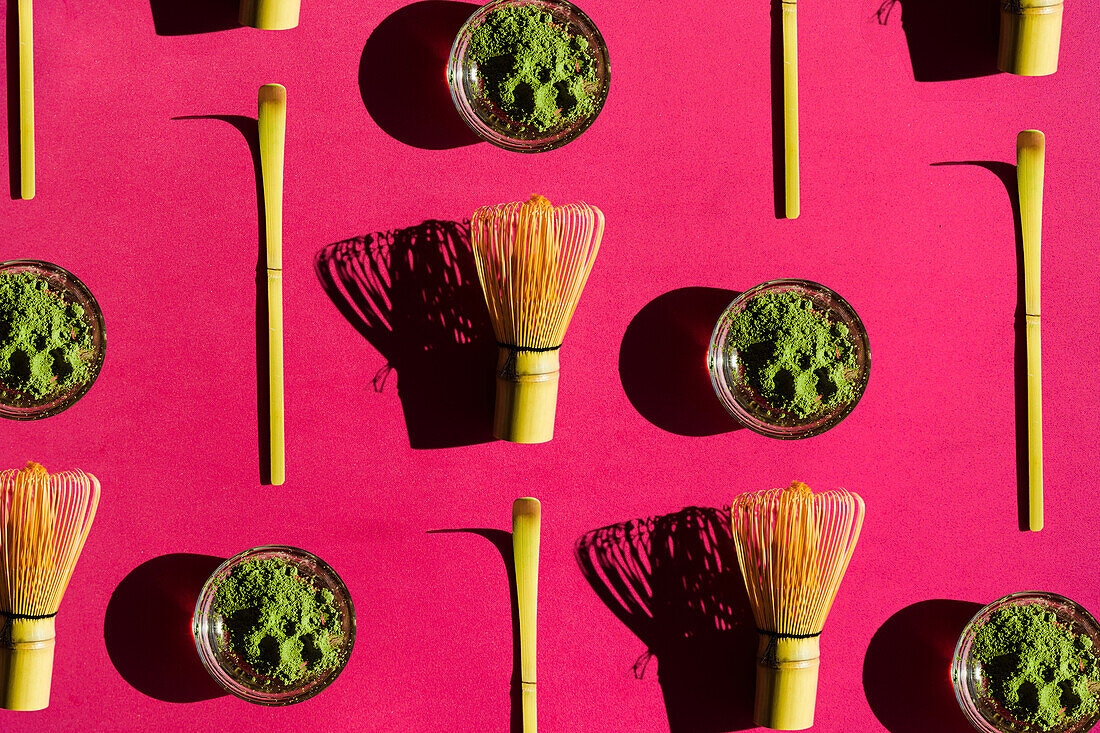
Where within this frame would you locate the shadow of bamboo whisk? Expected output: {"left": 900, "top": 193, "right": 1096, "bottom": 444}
{"left": 315, "top": 220, "right": 496, "bottom": 448}
{"left": 317, "top": 220, "right": 484, "bottom": 368}
{"left": 576, "top": 507, "right": 757, "bottom": 733}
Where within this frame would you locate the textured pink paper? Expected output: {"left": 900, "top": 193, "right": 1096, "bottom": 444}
{"left": 1, "top": 1, "right": 1099, "bottom": 731}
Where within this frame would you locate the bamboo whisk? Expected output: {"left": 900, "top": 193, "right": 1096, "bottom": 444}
{"left": 471, "top": 195, "right": 604, "bottom": 443}
{"left": 730, "top": 481, "right": 864, "bottom": 730}
{"left": 513, "top": 498, "right": 541, "bottom": 733}
{"left": 0, "top": 462, "right": 100, "bottom": 711}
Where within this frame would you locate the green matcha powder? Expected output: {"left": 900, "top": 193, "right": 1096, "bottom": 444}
{"left": 728, "top": 290, "right": 858, "bottom": 418}
{"left": 973, "top": 603, "right": 1100, "bottom": 730}
{"left": 468, "top": 4, "right": 598, "bottom": 132}
{"left": 213, "top": 557, "right": 344, "bottom": 685}
{"left": 0, "top": 271, "right": 95, "bottom": 399}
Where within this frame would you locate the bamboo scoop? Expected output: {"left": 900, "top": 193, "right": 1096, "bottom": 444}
{"left": 17, "top": 0, "right": 34, "bottom": 199}
{"left": 782, "top": 0, "right": 799, "bottom": 219}
{"left": 259, "top": 83, "right": 286, "bottom": 485}
{"left": 1017, "top": 129, "right": 1044, "bottom": 531}
{"left": 513, "top": 497, "right": 541, "bottom": 733}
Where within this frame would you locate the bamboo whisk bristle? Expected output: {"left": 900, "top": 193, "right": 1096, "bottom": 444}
{"left": 730, "top": 481, "right": 864, "bottom": 637}
{"left": 471, "top": 195, "right": 604, "bottom": 350}
{"left": 0, "top": 462, "right": 100, "bottom": 617}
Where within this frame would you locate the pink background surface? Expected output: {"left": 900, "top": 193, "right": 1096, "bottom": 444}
{"left": 2, "top": 0, "right": 1100, "bottom": 731}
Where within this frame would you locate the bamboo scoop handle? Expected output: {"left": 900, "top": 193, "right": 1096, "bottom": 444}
{"left": 259, "top": 83, "right": 286, "bottom": 486}
{"left": 513, "top": 497, "right": 541, "bottom": 733}
{"left": 18, "top": 0, "right": 34, "bottom": 200}
{"left": 1017, "top": 129, "right": 1044, "bottom": 531}
{"left": 782, "top": 0, "right": 799, "bottom": 219}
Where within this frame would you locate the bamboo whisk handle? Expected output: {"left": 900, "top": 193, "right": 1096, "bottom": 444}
{"left": 753, "top": 633, "right": 820, "bottom": 731}
{"left": 997, "top": 0, "right": 1063, "bottom": 76}
{"left": 0, "top": 617, "right": 56, "bottom": 711}
{"left": 240, "top": 0, "right": 301, "bottom": 30}
{"left": 494, "top": 348, "right": 560, "bottom": 444}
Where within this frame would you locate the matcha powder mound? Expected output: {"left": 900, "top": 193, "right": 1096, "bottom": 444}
{"left": 468, "top": 4, "right": 598, "bottom": 132}
{"left": 0, "top": 271, "right": 95, "bottom": 399}
{"left": 213, "top": 557, "right": 344, "bottom": 685}
{"left": 728, "top": 290, "right": 858, "bottom": 418}
{"left": 973, "top": 603, "right": 1100, "bottom": 730}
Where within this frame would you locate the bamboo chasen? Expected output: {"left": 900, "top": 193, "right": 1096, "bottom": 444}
{"left": 471, "top": 195, "right": 604, "bottom": 443}
{"left": 730, "top": 481, "right": 864, "bottom": 730}
{"left": 0, "top": 462, "right": 100, "bottom": 711}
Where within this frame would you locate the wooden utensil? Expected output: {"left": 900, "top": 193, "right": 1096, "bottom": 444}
{"left": 1017, "top": 129, "right": 1045, "bottom": 531}
{"left": 471, "top": 195, "right": 604, "bottom": 443}
{"left": 17, "top": 0, "right": 34, "bottom": 199}
{"left": 730, "top": 481, "right": 865, "bottom": 730}
{"left": 782, "top": 0, "right": 799, "bottom": 219}
{"left": 998, "top": 0, "right": 1063, "bottom": 76}
{"left": 259, "top": 83, "right": 286, "bottom": 485}
{"left": 0, "top": 463, "right": 100, "bottom": 710}
{"left": 240, "top": 0, "right": 301, "bottom": 30}
{"left": 513, "top": 497, "right": 541, "bottom": 733}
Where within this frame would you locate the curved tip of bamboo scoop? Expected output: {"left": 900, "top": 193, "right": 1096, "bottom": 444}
{"left": 259, "top": 83, "right": 287, "bottom": 105}
{"left": 1018, "top": 129, "right": 1045, "bottom": 151}
{"left": 513, "top": 497, "right": 541, "bottom": 519}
